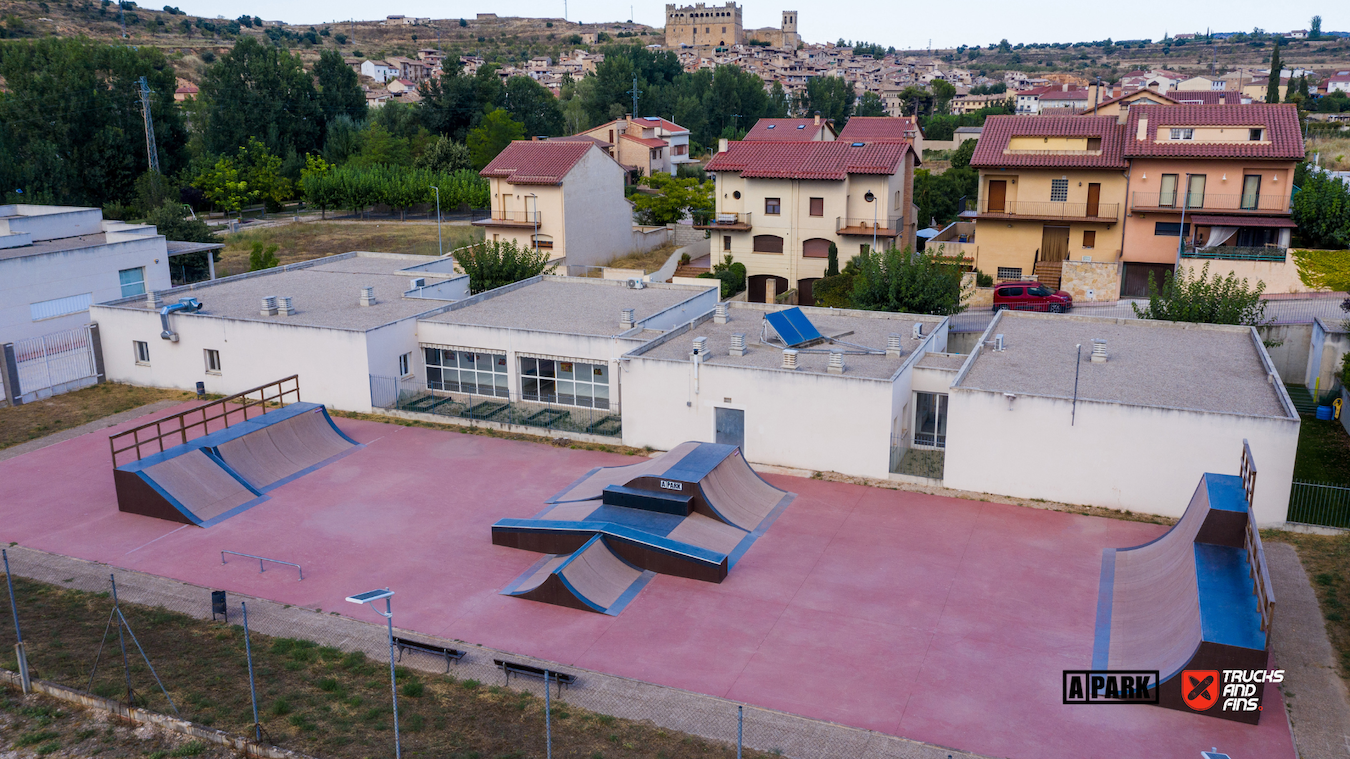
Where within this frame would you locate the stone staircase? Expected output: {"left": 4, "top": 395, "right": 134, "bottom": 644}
{"left": 1034, "top": 261, "right": 1063, "bottom": 290}
{"left": 674, "top": 265, "right": 710, "bottom": 278}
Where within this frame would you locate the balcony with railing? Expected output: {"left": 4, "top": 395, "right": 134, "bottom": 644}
{"left": 471, "top": 209, "right": 542, "bottom": 227}
{"left": 694, "top": 211, "right": 752, "bottom": 231}
{"left": 1180, "top": 242, "right": 1287, "bottom": 262}
{"left": 1130, "top": 192, "right": 1291, "bottom": 215}
{"left": 836, "top": 215, "right": 902, "bottom": 237}
{"left": 976, "top": 199, "right": 1120, "bottom": 222}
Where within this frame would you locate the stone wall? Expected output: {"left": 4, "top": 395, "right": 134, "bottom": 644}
{"left": 1060, "top": 260, "right": 1120, "bottom": 302}
{"left": 961, "top": 272, "right": 994, "bottom": 308}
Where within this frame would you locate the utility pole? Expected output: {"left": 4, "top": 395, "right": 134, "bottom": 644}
{"left": 118, "top": 0, "right": 127, "bottom": 38}
{"left": 138, "top": 76, "right": 160, "bottom": 174}
{"left": 628, "top": 76, "right": 642, "bottom": 116}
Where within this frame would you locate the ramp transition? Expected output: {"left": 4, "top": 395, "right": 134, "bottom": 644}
{"left": 502, "top": 535, "right": 655, "bottom": 615}
{"left": 1093, "top": 444, "right": 1275, "bottom": 723}
{"left": 114, "top": 402, "right": 359, "bottom": 526}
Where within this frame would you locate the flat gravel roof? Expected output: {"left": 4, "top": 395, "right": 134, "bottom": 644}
{"left": 916, "top": 352, "right": 968, "bottom": 371}
{"left": 98, "top": 252, "right": 455, "bottom": 331}
{"left": 635, "top": 303, "right": 946, "bottom": 380}
{"left": 955, "top": 312, "right": 1292, "bottom": 418}
{"left": 424, "top": 276, "right": 712, "bottom": 337}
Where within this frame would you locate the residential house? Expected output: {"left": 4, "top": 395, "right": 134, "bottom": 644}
{"left": 742, "top": 116, "right": 838, "bottom": 142}
{"left": 360, "top": 60, "right": 397, "bottom": 83}
{"left": 384, "top": 56, "right": 430, "bottom": 84}
{"left": 1037, "top": 89, "right": 1090, "bottom": 114}
{"left": 173, "top": 78, "right": 198, "bottom": 102}
{"left": 968, "top": 116, "right": 1128, "bottom": 290}
{"left": 472, "top": 141, "right": 637, "bottom": 268}
{"left": 578, "top": 117, "right": 677, "bottom": 177}
{"left": 1080, "top": 88, "right": 1248, "bottom": 122}
{"left": 633, "top": 117, "right": 695, "bottom": 167}
{"left": 699, "top": 139, "right": 918, "bottom": 304}
{"left": 1014, "top": 86, "right": 1053, "bottom": 114}
{"left": 1119, "top": 104, "right": 1304, "bottom": 296}
{"left": 1325, "top": 73, "right": 1350, "bottom": 94}
{"left": 951, "top": 93, "right": 1009, "bottom": 115}
{"left": 1175, "top": 75, "right": 1228, "bottom": 91}
{"left": 836, "top": 116, "right": 925, "bottom": 160}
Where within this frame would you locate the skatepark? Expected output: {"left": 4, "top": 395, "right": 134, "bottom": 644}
{"left": 0, "top": 397, "right": 1300, "bottom": 759}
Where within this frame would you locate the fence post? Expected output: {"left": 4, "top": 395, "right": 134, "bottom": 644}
{"left": 3, "top": 549, "right": 30, "bottom": 693}
{"left": 242, "top": 602, "right": 262, "bottom": 742}
{"left": 737, "top": 704, "right": 743, "bottom": 759}
{"left": 1, "top": 343, "right": 22, "bottom": 407}
{"left": 87, "top": 322, "right": 106, "bottom": 384}
{"left": 544, "top": 670, "right": 553, "bottom": 759}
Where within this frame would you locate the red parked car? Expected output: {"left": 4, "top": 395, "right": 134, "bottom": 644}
{"left": 992, "top": 282, "right": 1073, "bottom": 313}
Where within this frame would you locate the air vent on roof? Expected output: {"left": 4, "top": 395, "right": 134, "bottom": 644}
{"left": 359, "top": 287, "right": 376, "bottom": 307}
{"left": 714, "top": 302, "right": 729, "bottom": 324}
{"left": 782, "top": 349, "right": 799, "bottom": 370}
{"left": 620, "top": 308, "right": 635, "bottom": 330}
{"left": 1091, "top": 338, "right": 1108, "bottom": 363}
{"left": 729, "top": 333, "right": 746, "bottom": 357}
{"left": 260, "top": 296, "right": 278, "bottom": 316}
{"left": 410, "top": 277, "right": 426, "bottom": 289}
{"left": 146, "top": 291, "right": 161, "bottom": 309}
{"left": 886, "top": 334, "right": 903, "bottom": 358}
{"left": 278, "top": 296, "right": 295, "bottom": 316}
{"left": 828, "top": 350, "right": 844, "bottom": 375}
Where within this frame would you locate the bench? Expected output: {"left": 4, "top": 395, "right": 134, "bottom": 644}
{"left": 392, "top": 636, "right": 466, "bottom": 673}
{"left": 494, "top": 658, "right": 576, "bottom": 695}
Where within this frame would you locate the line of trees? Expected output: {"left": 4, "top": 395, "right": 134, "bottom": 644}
{"left": 299, "top": 161, "right": 489, "bottom": 220}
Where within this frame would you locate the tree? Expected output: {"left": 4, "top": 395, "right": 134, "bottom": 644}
{"left": 930, "top": 79, "right": 957, "bottom": 114}
{"left": 420, "top": 64, "right": 502, "bottom": 142}
{"left": 854, "top": 92, "right": 887, "bottom": 118}
{"left": 849, "top": 247, "right": 966, "bottom": 315}
{"left": 1131, "top": 262, "right": 1268, "bottom": 326}
{"left": 632, "top": 174, "right": 713, "bottom": 225}
{"left": 199, "top": 37, "right": 323, "bottom": 158}
{"left": 193, "top": 157, "right": 254, "bottom": 215}
{"left": 348, "top": 123, "right": 413, "bottom": 168}
{"left": 322, "top": 114, "right": 366, "bottom": 164}
{"left": 897, "top": 85, "right": 934, "bottom": 117}
{"left": 951, "top": 139, "right": 977, "bottom": 169}
{"left": 298, "top": 155, "right": 335, "bottom": 218}
{"left": 765, "top": 81, "right": 791, "bottom": 118}
{"left": 144, "top": 199, "right": 218, "bottom": 243}
{"left": 314, "top": 49, "right": 367, "bottom": 124}
{"left": 455, "top": 239, "right": 555, "bottom": 295}
{"left": 1266, "top": 42, "right": 1282, "bottom": 104}
{"left": 503, "top": 76, "right": 564, "bottom": 137}
{"left": 232, "top": 137, "right": 292, "bottom": 210}
{"left": 998, "top": 39, "right": 1012, "bottom": 53}
{"left": 415, "top": 137, "right": 473, "bottom": 173}
{"left": 1310, "top": 15, "right": 1322, "bottom": 40}
{"left": 248, "top": 241, "right": 280, "bottom": 271}
{"left": 698, "top": 254, "right": 746, "bottom": 298}
{"left": 466, "top": 109, "right": 525, "bottom": 169}
{"left": 799, "top": 75, "right": 853, "bottom": 126}
{"left": 1295, "top": 250, "right": 1350, "bottom": 292}
{"left": 1292, "top": 169, "right": 1350, "bottom": 250}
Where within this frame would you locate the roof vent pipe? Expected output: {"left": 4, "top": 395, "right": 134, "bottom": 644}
{"left": 620, "top": 308, "right": 636, "bottom": 330}
{"left": 692, "top": 336, "right": 708, "bottom": 355}
{"left": 729, "top": 333, "right": 746, "bottom": 357}
{"left": 782, "top": 349, "right": 798, "bottom": 370}
{"left": 146, "top": 291, "right": 161, "bottom": 309}
{"left": 1091, "top": 338, "right": 1108, "bottom": 363}
{"left": 714, "top": 302, "right": 729, "bottom": 324}
{"left": 359, "top": 287, "right": 376, "bottom": 307}
{"left": 278, "top": 296, "right": 295, "bottom": 316}
{"left": 159, "top": 297, "right": 203, "bottom": 341}
{"left": 886, "top": 334, "right": 903, "bottom": 358}
{"left": 827, "top": 350, "right": 844, "bottom": 374}
{"left": 260, "top": 296, "right": 278, "bottom": 316}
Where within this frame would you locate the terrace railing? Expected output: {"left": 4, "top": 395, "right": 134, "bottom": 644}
{"left": 978, "top": 199, "right": 1119, "bottom": 220}
{"left": 1180, "top": 243, "right": 1287, "bottom": 262}
{"left": 1130, "top": 192, "right": 1291, "bottom": 213}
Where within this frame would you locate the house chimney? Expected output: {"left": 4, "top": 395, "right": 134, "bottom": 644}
{"left": 1136, "top": 113, "right": 1149, "bottom": 141}
{"left": 729, "top": 333, "right": 746, "bottom": 356}
{"left": 714, "top": 302, "right": 729, "bottom": 324}
{"left": 278, "top": 296, "right": 295, "bottom": 316}
{"left": 146, "top": 291, "right": 161, "bottom": 309}
{"left": 827, "top": 350, "right": 844, "bottom": 374}
{"left": 692, "top": 336, "right": 708, "bottom": 355}
{"left": 782, "top": 349, "right": 798, "bottom": 370}
{"left": 620, "top": 308, "right": 636, "bottom": 330}
{"left": 886, "top": 334, "right": 903, "bottom": 358}
{"left": 813, "top": 111, "right": 821, "bottom": 126}
{"left": 1091, "top": 338, "right": 1108, "bottom": 363}
{"left": 359, "top": 287, "right": 376, "bottom": 306}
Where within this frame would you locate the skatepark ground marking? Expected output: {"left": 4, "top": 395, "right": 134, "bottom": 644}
{"left": 122, "top": 525, "right": 189, "bottom": 556}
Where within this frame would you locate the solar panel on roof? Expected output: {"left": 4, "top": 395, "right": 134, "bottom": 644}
{"left": 765, "top": 307, "right": 823, "bottom": 347}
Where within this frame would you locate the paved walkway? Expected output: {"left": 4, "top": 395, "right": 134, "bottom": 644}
{"left": 0, "top": 400, "right": 183, "bottom": 463}
{"left": 2, "top": 545, "right": 988, "bottom": 759}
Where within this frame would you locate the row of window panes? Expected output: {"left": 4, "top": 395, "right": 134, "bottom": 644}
{"left": 424, "top": 348, "right": 510, "bottom": 398}
{"left": 762, "top": 197, "right": 826, "bottom": 216}
{"left": 521, "top": 357, "right": 610, "bottom": 409}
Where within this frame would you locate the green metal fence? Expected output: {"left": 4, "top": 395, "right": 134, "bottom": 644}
{"left": 1287, "top": 480, "right": 1350, "bottom": 528}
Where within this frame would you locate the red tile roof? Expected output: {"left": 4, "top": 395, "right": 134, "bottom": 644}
{"left": 705, "top": 140, "right": 910, "bottom": 180}
{"left": 1040, "top": 90, "right": 1090, "bottom": 101}
{"left": 479, "top": 140, "right": 595, "bottom": 185}
{"left": 1168, "top": 90, "right": 1248, "bottom": 105}
{"left": 1088, "top": 89, "right": 1179, "bottom": 110}
{"left": 633, "top": 116, "right": 690, "bottom": 134}
{"left": 743, "top": 118, "right": 833, "bottom": 141}
{"left": 836, "top": 117, "right": 923, "bottom": 143}
{"left": 1124, "top": 104, "right": 1304, "bottom": 160}
{"left": 970, "top": 116, "right": 1127, "bottom": 169}
{"left": 621, "top": 133, "right": 669, "bottom": 148}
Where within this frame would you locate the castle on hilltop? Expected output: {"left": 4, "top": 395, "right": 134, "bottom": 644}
{"left": 664, "top": 3, "right": 799, "bottom": 49}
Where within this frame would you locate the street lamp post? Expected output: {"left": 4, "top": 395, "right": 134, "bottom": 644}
{"left": 430, "top": 186, "right": 443, "bottom": 257}
{"left": 346, "top": 589, "right": 401, "bottom": 759}
{"left": 864, "top": 190, "right": 877, "bottom": 253}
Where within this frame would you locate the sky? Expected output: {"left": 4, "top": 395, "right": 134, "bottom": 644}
{"left": 172, "top": 1, "right": 1344, "bottom": 52}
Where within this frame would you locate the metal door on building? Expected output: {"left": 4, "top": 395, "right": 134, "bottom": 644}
{"left": 715, "top": 407, "right": 745, "bottom": 450}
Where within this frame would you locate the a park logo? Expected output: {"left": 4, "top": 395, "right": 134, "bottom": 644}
{"left": 1062, "top": 670, "right": 1159, "bottom": 704}
{"left": 1182, "top": 670, "right": 1220, "bottom": 711}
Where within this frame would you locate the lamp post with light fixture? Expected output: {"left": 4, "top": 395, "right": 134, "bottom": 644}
{"left": 864, "top": 190, "right": 877, "bottom": 253}
{"left": 345, "top": 589, "right": 401, "bottom": 758}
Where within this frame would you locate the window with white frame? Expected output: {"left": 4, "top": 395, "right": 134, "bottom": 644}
{"left": 134, "top": 341, "right": 150, "bottom": 365}
{"left": 204, "top": 349, "right": 221, "bottom": 374}
{"left": 424, "top": 347, "right": 508, "bottom": 397}
{"left": 914, "top": 392, "right": 948, "bottom": 448}
{"left": 398, "top": 352, "right": 412, "bottom": 377}
{"left": 1169, "top": 128, "right": 1194, "bottom": 140}
{"left": 520, "top": 357, "right": 610, "bottom": 409}
{"left": 119, "top": 267, "right": 147, "bottom": 298}
{"left": 1050, "top": 178, "right": 1069, "bottom": 202}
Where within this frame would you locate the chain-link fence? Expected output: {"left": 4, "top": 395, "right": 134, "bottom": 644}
{"left": 0, "top": 547, "right": 986, "bottom": 759}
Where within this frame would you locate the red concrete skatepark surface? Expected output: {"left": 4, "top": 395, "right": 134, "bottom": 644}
{"left": 0, "top": 404, "right": 1296, "bottom": 759}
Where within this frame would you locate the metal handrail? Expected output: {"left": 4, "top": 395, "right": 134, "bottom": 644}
{"left": 979, "top": 200, "right": 1120, "bottom": 219}
{"left": 221, "top": 551, "right": 304, "bottom": 580}
{"left": 1239, "top": 439, "right": 1274, "bottom": 634}
{"left": 109, "top": 376, "right": 300, "bottom": 467}
{"left": 1130, "top": 191, "right": 1290, "bottom": 213}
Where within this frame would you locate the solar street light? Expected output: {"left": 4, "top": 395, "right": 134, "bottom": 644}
{"left": 346, "top": 589, "right": 401, "bottom": 758}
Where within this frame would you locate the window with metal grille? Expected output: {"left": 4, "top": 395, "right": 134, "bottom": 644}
{"left": 997, "top": 267, "right": 1022, "bottom": 280}
{"left": 424, "top": 348, "right": 508, "bottom": 397}
{"left": 1050, "top": 179, "right": 1069, "bottom": 202}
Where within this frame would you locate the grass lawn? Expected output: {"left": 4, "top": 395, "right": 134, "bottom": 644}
{"left": 1, "top": 690, "right": 235, "bottom": 758}
{"left": 0, "top": 576, "right": 768, "bottom": 759}
{"left": 218, "top": 222, "right": 485, "bottom": 276}
{"left": 1292, "top": 414, "right": 1350, "bottom": 485}
{"left": 0, "top": 383, "right": 196, "bottom": 451}
{"left": 1265, "top": 531, "right": 1350, "bottom": 686}
{"left": 1307, "top": 136, "right": 1350, "bottom": 171}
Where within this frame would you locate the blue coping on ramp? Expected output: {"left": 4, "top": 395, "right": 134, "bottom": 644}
{"left": 492, "top": 518, "right": 730, "bottom": 567}
{"left": 1206, "top": 474, "right": 1250, "bottom": 513}
{"left": 1091, "top": 549, "right": 1117, "bottom": 671}
{"left": 661, "top": 443, "right": 737, "bottom": 483}
{"left": 1195, "top": 543, "right": 1267, "bottom": 651}
{"left": 726, "top": 491, "right": 795, "bottom": 569}
{"left": 500, "top": 535, "right": 657, "bottom": 616}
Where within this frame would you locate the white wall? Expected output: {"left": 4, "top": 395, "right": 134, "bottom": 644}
{"left": 1306, "top": 318, "right": 1350, "bottom": 396}
{"left": 92, "top": 305, "right": 401, "bottom": 413}
{"left": 2, "top": 236, "right": 171, "bottom": 344}
{"left": 561, "top": 147, "right": 637, "bottom": 269}
{"left": 942, "top": 389, "right": 1299, "bottom": 526}
{"left": 0, "top": 205, "right": 102, "bottom": 241}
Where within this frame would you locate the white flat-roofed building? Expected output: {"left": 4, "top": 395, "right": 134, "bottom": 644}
{"left": 91, "top": 252, "right": 468, "bottom": 412}
{"left": 943, "top": 311, "right": 1299, "bottom": 525}
{"left": 621, "top": 302, "right": 949, "bottom": 479}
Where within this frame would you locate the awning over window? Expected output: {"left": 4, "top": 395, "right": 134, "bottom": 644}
{"left": 1188, "top": 214, "right": 1298, "bottom": 228}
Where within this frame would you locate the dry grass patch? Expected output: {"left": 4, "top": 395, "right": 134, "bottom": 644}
{"left": 0, "top": 383, "right": 196, "bottom": 451}
{"left": 0, "top": 689, "right": 237, "bottom": 759}
{"left": 604, "top": 243, "right": 682, "bottom": 274}
{"left": 217, "top": 222, "right": 484, "bottom": 276}
{"left": 1308, "top": 136, "right": 1350, "bottom": 171}
{"left": 1264, "top": 531, "right": 1350, "bottom": 687}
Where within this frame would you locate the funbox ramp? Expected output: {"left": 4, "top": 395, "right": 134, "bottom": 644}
{"left": 1093, "top": 472, "right": 1275, "bottom": 723}
{"left": 501, "top": 535, "right": 655, "bottom": 615}
{"left": 113, "top": 402, "right": 358, "bottom": 527}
